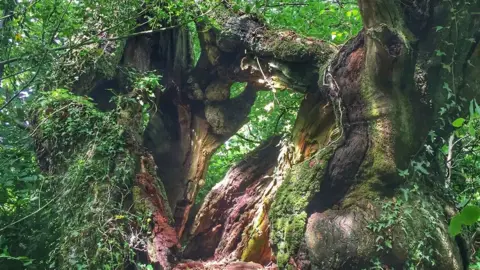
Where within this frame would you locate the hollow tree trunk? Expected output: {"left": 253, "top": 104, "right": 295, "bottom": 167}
{"left": 181, "top": 1, "right": 480, "bottom": 269}
{"left": 32, "top": 0, "right": 480, "bottom": 269}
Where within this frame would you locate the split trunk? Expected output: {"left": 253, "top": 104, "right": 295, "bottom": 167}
{"left": 33, "top": 1, "right": 480, "bottom": 269}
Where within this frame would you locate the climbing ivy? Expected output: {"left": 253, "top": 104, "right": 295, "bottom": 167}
{"left": 29, "top": 89, "right": 139, "bottom": 269}
{"left": 0, "top": 87, "right": 159, "bottom": 269}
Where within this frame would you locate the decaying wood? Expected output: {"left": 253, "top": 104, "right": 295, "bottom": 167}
{"left": 184, "top": 136, "right": 281, "bottom": 264}
{"left": 137, "top": 2, "right": 338, "bottom": 242}
{"left": 38, "top": 0, "right": 480, "bottom": 268}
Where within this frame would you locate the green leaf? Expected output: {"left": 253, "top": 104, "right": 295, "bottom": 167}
{"left": 441, "top": 144, "right": 449, "bottom": 155}
{"left": 413, "top": 162, "right": 429, "bottom": 175}
{"left": 385, "top": 240, "right": 392, "bottom": 249}
{"left": 469, "top": 126, "right": 476, "bottom": 137}
{"left": 448, "top": 215, "right": 462, "bottom": 236}
{"left": 460, "top": 205, "right": 480, "bottom": 226}
{"left": 443, "top": 82, "right": 452, "bottom": 92}
{"left": 20, "top": 175, "right": 38, "bottom": 182}
{"left": 428, "top": 130, "right": 436, "bottom": 142}
{"left": 435, "top": 50, "right": 446, "bottom": 56}
{"left": 400, "top": 188, "right": 409, "bottom": 202}
{"left": 442, "top": 63, "right": 452, "bottom": 73}
{"left": 452, "top": 118, "right": 465, "bottom": 127}
{"left": 449, "top": 206, "right": 480, "bottom": 236}
{"left": 397, "top": 168, "right": 409, "bottom": 178}
{"left": 435, "top": 26, "right": 444, "bottom": 32}
{"left": 444, "top": 40, "right": 454, "bottom": 46}
{"left": 470, "top": 100, "right": 475, "bottom": 117}
{"left": 475, "top": 100, "right": 480, "bottom": 114}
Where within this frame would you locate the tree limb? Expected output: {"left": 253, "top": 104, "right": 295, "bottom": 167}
{"left": 446, "top": 134, "right": 455, "bottom": 188}
{"left": 235, "top": 133, "right": 262, "bottom": 144}
{"left": 0, "top": 53, "right": 43, "bottom": 112}
{"left": 0, "top": 25, "right": 184, "bottom": 66}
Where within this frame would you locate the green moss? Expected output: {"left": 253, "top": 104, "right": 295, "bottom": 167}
{"left": 241, "top": 235, "right": 267, "bottom": 262}
{"left": 271, "top": 38, "right": 308, "bottom": 59}
{"left": 360, "top": 23, "right": 417, "bottom": 166}
{"left": 269, "top": 149, "right": 333, "bottom": 268}
{"left": 347, "top": 58, "right": 417, "bottom": 206}
{"left": 265, "top": 30, "right": 333, "bottom": 63}
{"left": 30, "top": 89, "right": 157, "bottom": 269}
{"left": 392, "top": 88, "right": 415, "bottom": 160}
{"left": 343, "top": 122, "right": 398, "bottom": 207}
{"left": 133, "top": 186, "right": 148, "bottom": 214}
{"left": 241, "top": 205, "right": 269, "bottom": 261}
{"left": 367, "top": 189, "right": 452, "bottom": 269}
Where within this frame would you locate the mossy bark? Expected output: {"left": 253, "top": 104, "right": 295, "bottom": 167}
{"left": 29, "top": 90, "right": 178, "bottom": 269}
{"left": 266, "top": 1, "right": 480, "bottom": 269}
{"left": 30, "top": 1, "right": 480, "bottom": 269}
{"left": 269, "top": 147, "right": 335, "bottom": 269}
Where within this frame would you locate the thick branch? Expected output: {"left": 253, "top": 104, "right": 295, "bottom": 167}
{"left": 205, "top": 83, "right": 257, "bottom": 136}
{"left": 191, "top": 5, "right": 338, "bottom": 95}
{"left": 211, "top": 3, "right": 335, "bottom": 64}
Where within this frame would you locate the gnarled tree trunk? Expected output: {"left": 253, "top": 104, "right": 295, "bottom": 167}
{"left": 33, "top": 0, "right": 480, "bottom": 269}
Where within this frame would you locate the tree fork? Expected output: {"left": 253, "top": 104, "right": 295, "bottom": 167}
{"left": 141, "top": 3, "right": 338, "bottom": 242}
{"left": 29, "top": 0, "right": 480, "bottom": 268}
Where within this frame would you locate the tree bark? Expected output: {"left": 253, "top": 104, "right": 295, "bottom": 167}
{"left": 31, "top": 0, "right": 480, "bottom": 269}
{"left": 266, "top": 1, "right": 480, "bottom": 269}
{"left": 184, "top": 136, "right": 281, "bottom": 263}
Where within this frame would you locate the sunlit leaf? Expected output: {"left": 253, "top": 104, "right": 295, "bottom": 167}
{"left": 460, "top": 205, "right": 480, "bottom": 226}
{"left": 452, "top": 118, "right": 465, "bottom": 127}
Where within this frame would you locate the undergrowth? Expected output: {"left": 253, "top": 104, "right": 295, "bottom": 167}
{"left": 29, "top": 89, "right": 145, "bottom": 269}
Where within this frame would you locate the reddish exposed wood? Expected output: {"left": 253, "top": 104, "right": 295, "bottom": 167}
{"left": 291, "top": 92, "right": 335, "bottom": 162}
{"left": 147, "top": 85, "right": 257, "bottom": 242}
{"left": 172, "top": 114, "right": 221, "bottom": 239}
{"left": 174, "top": 261, "right": 273, "bottom": 270}
{"left": 183, "top": 137, "right": 281, "bottom": 266}
{"left": 213, "top": 179, "right": 274, "bottom": 265}
{"left": 135, "top": 155, "right": 179, "bottom": 269}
